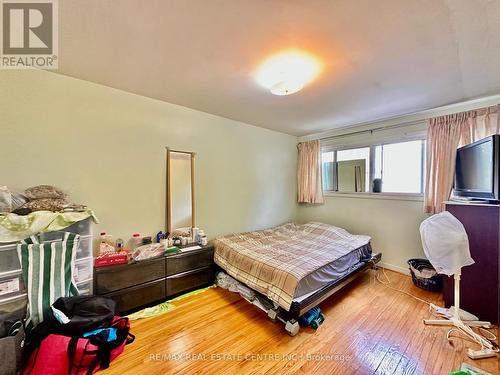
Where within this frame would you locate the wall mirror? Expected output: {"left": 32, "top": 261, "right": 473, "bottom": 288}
{"left": 166, "top": 149, "right": 195, "bottom": 235}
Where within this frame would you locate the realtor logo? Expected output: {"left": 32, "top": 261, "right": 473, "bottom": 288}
{"left": 1, "top": 0, "right": 58, "bottom": 69}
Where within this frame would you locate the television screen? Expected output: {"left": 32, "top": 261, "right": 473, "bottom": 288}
{"left": 455, "top": 138, "right": 493, "bottom": 193}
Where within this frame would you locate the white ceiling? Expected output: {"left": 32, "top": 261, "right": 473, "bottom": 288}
{"left": 57, "top": 0, "right": 500, "bottom": 136}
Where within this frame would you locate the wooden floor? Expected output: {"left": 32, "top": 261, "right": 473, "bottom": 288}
{"left": 102, "top": 270, "right": 499, "bottom": 375}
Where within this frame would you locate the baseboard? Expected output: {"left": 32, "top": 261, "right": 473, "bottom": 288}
{"left": 378, "top": 262, "right": 410, "bottom": 275}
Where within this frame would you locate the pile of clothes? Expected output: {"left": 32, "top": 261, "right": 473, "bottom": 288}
{"left": 0, "top": 185, "right": 86, "bottom": 215}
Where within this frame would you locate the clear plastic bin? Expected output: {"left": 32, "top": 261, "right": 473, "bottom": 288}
{"left": 0, "top": 219, "right": 94, "bottom": 300}
{"left": 0, "top": 234, "right": 94, "bottom": 278}
{"left": 77, "top": 279, "right": 93, "bottom": 295}
{"left": 74, "top": 257, "right": 93, "bottom": 283}
{"left": 0, "top": 243, "right": 21, "bottom": 277}
{"left": 76, "top": 235, "right": 93, "bottom": 260}
{"left": 0, "top": 295, "right": 27, "bottom": 313}
{"left": 0, "top": 274, "right": 26, "bottom": 305}
{"left": 64, "top": 218, "right": 93, "bottom": 237}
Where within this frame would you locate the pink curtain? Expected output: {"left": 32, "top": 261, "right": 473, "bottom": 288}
{"left": 297, "top": 140, "right": 324, "bottom": 204}
{"left": 424, "top": 105, "right": 500, "bottom": 213}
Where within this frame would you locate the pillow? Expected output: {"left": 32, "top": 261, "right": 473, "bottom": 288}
{"left": 24, "top": 185, "right": 67, "bottom": 200}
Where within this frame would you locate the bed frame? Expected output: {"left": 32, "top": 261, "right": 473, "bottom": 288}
{"left": 216, "top": 248, "right": 382, "bottom": 336}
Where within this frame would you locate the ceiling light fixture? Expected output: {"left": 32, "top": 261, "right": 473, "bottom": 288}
{"left": 255, "top": 51, "right": 321, "bottom": 96}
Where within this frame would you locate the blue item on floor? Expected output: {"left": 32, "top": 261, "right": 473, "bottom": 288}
{"left": 82, "top": 327, "right": 118, "bottom": 342}
{"left": 310, "top": 312, "right": 325, "bottom": 330}
{"left": 298, "top": 307, "right": 322, "bottom": 327}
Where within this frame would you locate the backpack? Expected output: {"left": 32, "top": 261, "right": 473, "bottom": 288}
{"left": 22, "top": 296, "right": 134, "bottom": 375}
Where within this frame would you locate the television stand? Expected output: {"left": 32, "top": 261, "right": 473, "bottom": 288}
{"left": 443, "top": 202, "right": 500, "bottom": 325}
{"left": 450, "top": 197, "right": 500, "bottom": 205}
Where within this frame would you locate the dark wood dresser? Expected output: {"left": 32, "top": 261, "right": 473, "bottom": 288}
{"left": 444, "top": 202, "right": 500, "bottom": 325}
{"left": 94, "top": 245, "right": 215, "bottom": 314}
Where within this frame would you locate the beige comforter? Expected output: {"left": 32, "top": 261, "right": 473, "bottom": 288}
{"left": 213, "top": 222, "right": 371, "bottom": 310}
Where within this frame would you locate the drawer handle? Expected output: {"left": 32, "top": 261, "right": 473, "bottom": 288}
{"left": 168, "top": 266, "right": 211, "bottom": 279}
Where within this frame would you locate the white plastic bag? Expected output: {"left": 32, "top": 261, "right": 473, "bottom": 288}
{"left": 419, "top": 211, "right": 474, "bottom": 276}
{"left": 216, "top": 271, "right": 256, "bottom": 301}
{"left": 0, "top": 186, "right": 12, "bottom": 213}
{"left": 131, "top": 243, "right": 165, "bottom": 261}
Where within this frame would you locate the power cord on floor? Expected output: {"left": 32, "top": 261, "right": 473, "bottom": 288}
{"left": 371, "top": 262, "right": 431, "bottom": 305}
{"left": 371, "top": 262, "right": 499, "bottom": 353}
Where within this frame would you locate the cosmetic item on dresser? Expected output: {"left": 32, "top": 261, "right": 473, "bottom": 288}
{"left": 129, "top": 233, "right": 142, "bottom": 251}
{"left": 94, "top": 245, "right": 214, "bottom": 314}
{"left": 192, "top": 227, "right": 199, "bottom": 243}
{"left": 115, "top": 238, "right": 124, "bottom": 250}
{"left": 156, "top": 231, "right": 165, "bottom": 243}
{"left": 99, "top": 232, "right": 115, "bottom": 246}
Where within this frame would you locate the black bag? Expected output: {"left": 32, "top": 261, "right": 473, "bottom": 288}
{"left": 22, "top": 296, "right": 134, "bottom": 375}
{"left": 51, "top": 295, "right": 116, "bottom": 335}
{"left": 26, "top": 296, "right": 116, "bottom": 353}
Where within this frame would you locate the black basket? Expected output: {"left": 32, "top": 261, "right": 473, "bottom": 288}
{"left": 407, "top": 259, "right": 442, "bottom": 292}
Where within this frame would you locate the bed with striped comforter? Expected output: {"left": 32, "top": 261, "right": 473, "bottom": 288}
{"left": 213, "top": 222, "right": 371, "bottom": 311}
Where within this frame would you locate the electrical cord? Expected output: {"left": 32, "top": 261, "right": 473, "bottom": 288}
{"left": 372, "top": 263, "right": 499, "bottom": 353}
{"left": 372, "top": 262, "right": 432, "bottom": 305}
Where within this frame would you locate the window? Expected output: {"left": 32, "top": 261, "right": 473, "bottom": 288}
{"left": 322, "top": 139, "right": 425, "bottom": 195}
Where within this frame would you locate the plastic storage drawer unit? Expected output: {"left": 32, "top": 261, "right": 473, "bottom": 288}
{"left": 0, "top": 218, "right": 94, "bottom": 309}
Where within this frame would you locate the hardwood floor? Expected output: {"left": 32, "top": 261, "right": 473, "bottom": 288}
{"left": 102, "top": 269, "right": 499, "bottom": 375}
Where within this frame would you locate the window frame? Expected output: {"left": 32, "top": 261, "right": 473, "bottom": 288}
{"left": 321, "top": 138, "right": 426, "bottom": 201}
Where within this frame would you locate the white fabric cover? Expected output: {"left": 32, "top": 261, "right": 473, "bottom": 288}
{"left": 419, "top": 211, "right": 474, "bottom": 276}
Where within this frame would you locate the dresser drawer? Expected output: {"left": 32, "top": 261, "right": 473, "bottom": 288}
{"left": 95, "top": 257, "right": 165, "bottom": 294}
{"left": 166, "top": 249, "right": 213, "bottom": 276}
{"left": 104, "top": 278, "right": 166, "bottom": 314}
{"left": 166, "top": 266, "right": 214, "bottom": 296}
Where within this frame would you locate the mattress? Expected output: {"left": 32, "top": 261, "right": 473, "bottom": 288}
{"left": 293, "top": 243, "right": 372, "bottom": 302}
{"left": 214, "top": 222, "right": 371, "bottom": 310}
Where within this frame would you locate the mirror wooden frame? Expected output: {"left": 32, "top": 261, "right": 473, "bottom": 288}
{"left": 165, "top": 148, "right": 195, "bottom": 234}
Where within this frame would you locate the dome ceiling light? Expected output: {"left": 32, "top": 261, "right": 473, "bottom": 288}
{"left": 255, "top": 51, "right": 322, "bottom": 96}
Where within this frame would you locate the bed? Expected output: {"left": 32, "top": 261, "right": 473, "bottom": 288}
{"left": 213, "top": 222, "right": 381, "bottom": 335}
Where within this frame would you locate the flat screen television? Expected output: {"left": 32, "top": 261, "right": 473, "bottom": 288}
{"left": 454, "top": 134, "right": 500, "bottom": 201}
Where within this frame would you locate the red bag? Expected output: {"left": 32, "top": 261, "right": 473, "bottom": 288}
{"left": 23, "top": 316, "right": 134, "bottom": 375}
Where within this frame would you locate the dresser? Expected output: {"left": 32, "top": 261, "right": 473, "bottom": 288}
{"left": 444, "top": 202, "right": 500, "bottom": 325}
{"left": 94, "top": 245, "right": 215, "bottom": 314}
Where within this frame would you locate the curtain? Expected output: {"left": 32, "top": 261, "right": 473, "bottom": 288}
{"left": 424, "top": 105, "right": 499, "bottom": 213}
{"left": 460, "top": 105, "right": 500, "bottom": 146}
{"left": 297, "top": 140, "right": 324, "bottom": 203}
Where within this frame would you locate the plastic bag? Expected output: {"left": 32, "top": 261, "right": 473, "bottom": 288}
{"left": 216, "top": 271, "right": 256, "bottom": 301}
{"left": 409, "top": 263, "right": 437, "bottom": 279}
{"left": 0, "top": 186, "right": 12, "bottom": 213}
{"left": 11, "top": 193, "right": 28, "bottom": 211}
{"left": 131, "top": 243, "right": 165, "bottom": 261}
{"left": 419, "top": 211, "right": 474, "bottom": 276}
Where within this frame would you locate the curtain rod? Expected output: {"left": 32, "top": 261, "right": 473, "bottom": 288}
{"left": 318, "top": 119, "right": 426, "bottom": 142}
{"left": 314, "top": 103, "right": 500, "bottom": 143}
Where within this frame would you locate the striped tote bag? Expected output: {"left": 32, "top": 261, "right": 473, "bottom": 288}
{"left": 17, "top": 232, "right": 80, "bottom": 330}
